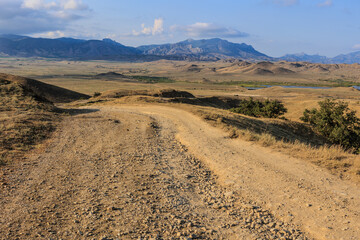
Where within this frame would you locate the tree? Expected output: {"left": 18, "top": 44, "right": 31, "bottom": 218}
{"left": 300, "top": 99, "right": 360, "bottom": 153}
{"left": 230, "top": 97, "right": 287, "bottom": 118}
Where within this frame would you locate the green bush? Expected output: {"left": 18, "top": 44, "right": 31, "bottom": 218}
{"left": 131, "top": 76, "right": 174, "bottom": 83}
{"left": 300, "top": 99, "right": 360, "bottom": 153}
{"left": 93, "top": 92, "right": 101, "bottom": 97}
{"left": 230, "top": 97, "right": 287, "bottom": 118}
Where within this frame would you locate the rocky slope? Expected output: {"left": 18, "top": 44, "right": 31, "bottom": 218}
{"left": 138, "top": 38, "right": 272, "bottom": 61}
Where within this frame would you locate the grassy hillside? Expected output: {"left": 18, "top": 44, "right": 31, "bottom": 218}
{"left": 0, "top": 73, "right": 90, "bottom": 166}
{"left": 0, "top": 76, "right": 58, "bottom": 165}
{"left": 0, "top": 73, "right": 90, "bottom": 103}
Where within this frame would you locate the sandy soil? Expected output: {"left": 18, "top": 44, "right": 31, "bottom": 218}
{"left": 1, "top": 104, "right": 359, "bottom": 239}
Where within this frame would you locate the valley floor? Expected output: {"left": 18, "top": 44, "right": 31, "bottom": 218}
{"left": 1, "top": 104, "right": 359, "bottom": 239}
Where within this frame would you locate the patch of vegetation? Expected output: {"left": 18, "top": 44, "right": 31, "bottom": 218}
{"left": 215, "top": 80, "right": 358, "bottom": 88}
{"left": 320, "top": 78, "right": 359, "bottom": 87}
{"left": 301, "top": 99, "right": 360, "bottom": 153}
{"left": 93, "top": 92, "right": 101, "bottom": 97}
{"left": 230, "top": 97, "right": 287, "bottom": 118}
{"left": 131, "top": 75, "right": 174, "bottom": 83}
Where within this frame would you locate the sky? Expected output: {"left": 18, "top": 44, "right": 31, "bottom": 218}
{"left": 0, "top": 0, "right": 359, "bottom": 57}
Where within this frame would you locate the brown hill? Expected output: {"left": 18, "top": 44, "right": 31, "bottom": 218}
{"left": 256, "top": 61, "right": 274, "bottom": 68}
{"left": 249, "top": 68, "right": 274, "bottom": 75}
{"left": 310, "top": 65, "right": 329, "bottom": 73}
{"left": 272, "top": 67, "right": 295, "bottom": 75}
{"left": 1, "top": 74, "right": 56, "bottom": 165}
{"left": 187, "top": 64, "right": 202, "bottom": 72}
{"left": 0, "top": 73, "right": 89, "bottom": 103}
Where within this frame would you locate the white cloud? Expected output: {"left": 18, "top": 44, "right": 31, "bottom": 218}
{"left": 21, "top": 0, "right": 56, "bottom": 10}
{"left": 317, "top": 0, "right": 333, "bottom": 7}
{"left": 353, "top": 44, "right": 360, "bottom": 50}
{"left": 33, "top": 30, "right": 65, "bottom": 38}
{"left": 131, "top": 18, "right": 164, "bottom": 36}
{"left": 22, "top": 0, "right": 87, "bottom": 10}
{"left": 60, "top": 0, "right": 87, "bottom": 10}
{"left": 0, "top": 0, "right": 89, "bottom": 35}
{"left": 152, "top": 18, "right": 164, "bottom": 35}
{"left": 171, "top": 22, "right": 249, "bottom": 38}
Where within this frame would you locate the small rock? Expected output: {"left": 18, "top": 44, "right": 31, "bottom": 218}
{"left": 213, "top": 204, "right": 221, "bottom": 209}
{"left": 268, "top": 222, "right": 276, "bottom": 228}
{"left": 177, "top": 219, "right": 185, "bottom": 225}
{"left": 108, "top": 206, "right": 120, "bottom": 211}
{"left": 224, "top": 191, "right": 234, "bottom": 198}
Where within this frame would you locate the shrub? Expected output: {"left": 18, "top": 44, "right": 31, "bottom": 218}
{"left": 300, "top": 99, "right": 360, "bottom": 153}
{"left": 93, "top": 92, "right": 101, "bottom": 97}
{"left": 230, "top": 97, "right": 287, "bottom": 118}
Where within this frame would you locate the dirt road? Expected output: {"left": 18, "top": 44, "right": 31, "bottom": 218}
{"left": 1, "top": 104, "right": 359, "bottom": 239}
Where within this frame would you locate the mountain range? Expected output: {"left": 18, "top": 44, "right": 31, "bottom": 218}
{"left": 0, "top": 34, "right": 359, "bottom": 64}
{"left": 0, "top": 34, "right": 141, "bottom": 60}
{"left": 279, "top": 53, "right": 360, "bottom": 64}
{"left": 138, "top": 38, "right": 271, "bottom": 61}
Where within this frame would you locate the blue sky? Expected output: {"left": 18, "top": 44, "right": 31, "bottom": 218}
{"left": 0, "top": 0, "right": 359, "bottom": 57}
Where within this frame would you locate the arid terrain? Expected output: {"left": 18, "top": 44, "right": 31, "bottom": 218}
{"left": 0, "top": 59, "right": 360, "bottom": 239}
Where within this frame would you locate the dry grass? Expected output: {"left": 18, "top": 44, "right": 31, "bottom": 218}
{"left": 0, "top": 78, "right": 58, "bottom": 165}
{"left": 184, "top": 105, "right": 360, "bottom": 183}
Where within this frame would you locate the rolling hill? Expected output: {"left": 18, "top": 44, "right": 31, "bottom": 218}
{"left": 0, "top": 73, "right": 90, "bottom": 103}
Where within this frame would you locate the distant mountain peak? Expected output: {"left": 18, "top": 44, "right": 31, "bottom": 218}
{"left": 0, "top": 34, "right": 29, "bottom": 40}
{"left": 0, "top": 34, "right": 140, "bottom": 60}
{"left": 102, "top": 38, "right": 117, "bottom": 43}
{"left": 279, "top": 53, "right": 330, "bottom": 63}
{"left": 138, "top": 38, "right": 271, "bottom": 61}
